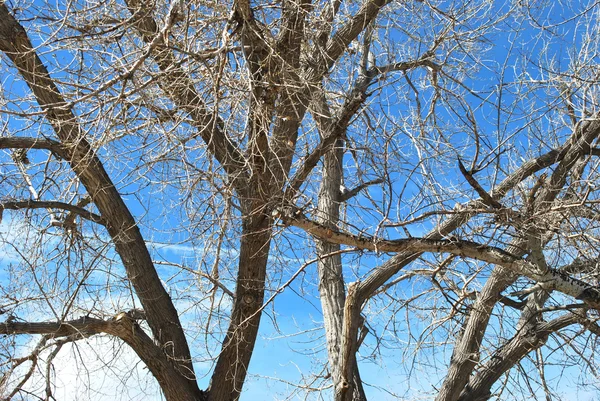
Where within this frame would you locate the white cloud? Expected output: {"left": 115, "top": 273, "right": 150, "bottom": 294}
{"left": 0, "top": 215, "right": 31, "bottom": 266}
{"left": 4, "top": 335, "right": 163, "bottom": 401}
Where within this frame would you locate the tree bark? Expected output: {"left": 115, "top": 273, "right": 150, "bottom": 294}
{"left": 456, "top": 313, "right": 580, "bottom": 401}
{"left": 208, "top": 211, "right": 272, "bottom": 401}
{"left": 0, "top": 6, "right": 200, "bottom": 398}
{"left": 434, "top": 267, "right": 517, "bottom": 401}
{"left": 315, "top": 139, "right": 366, "bottom": 401}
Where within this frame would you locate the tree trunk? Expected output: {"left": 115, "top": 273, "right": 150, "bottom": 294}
{"left": 208, "top": 208, "right": 272, "bottom": 401}
{"left": 316, "top": 139, "right": 366, "bottom": 401}
{"left": 434, "top": 267, "right": 517, "bottom": 401}
{"left": 0, "top": 6, "right": 199, "bottom": 396}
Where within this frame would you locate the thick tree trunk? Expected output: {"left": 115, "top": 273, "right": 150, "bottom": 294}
{"left": 208, "top": 210, "right": 272, "bottom": 401}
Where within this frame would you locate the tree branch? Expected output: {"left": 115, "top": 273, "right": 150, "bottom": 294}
{"left": 340, "top": 179, "right": 384, "bottom": 202}
{"left": 1, "top": 312, "right": 203, "bottom": 401}
{"left": 276, "top": 207, "right": 600, "bottom": 309}
{"left": 355, "top": 140, "right": 584, "bottom": 304}
{"left": 457, "top": 312, "right": 582, "bottom": 401}
{"left": 435, "top": 118, "right": 600, "bottom": 401}
{"left": 0, "top": 4, "right": 196, "bottom": 387}
{"left": 0, "top": 136, "right": 67, "bottom": 159}
{"left": 336, "top": 282, "right": 362, "bottom": 401}
{"left": 1, "top": 200, "right": 105, "bottom": 225}
{"left": 319, "top": 0, "right": 392, "bottom": 74}
{"left": 1, "top": 316, "right": 114, "bottom": 337}
{"left": 125, "top": 0, "right": 248, "bottom": 187}
{"left": 457, "top": 157, "right": 503, "bottom": 209}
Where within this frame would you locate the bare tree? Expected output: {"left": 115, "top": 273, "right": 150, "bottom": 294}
{"left": 1, "top": 0, "right": 600, "bottom": 400}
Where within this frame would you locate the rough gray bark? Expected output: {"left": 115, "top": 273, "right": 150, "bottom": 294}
{"left": 315, "top": 137, "right": 367, "bottom": 401}
{"left": 435, "top": 266, "right": 518, "bottom": 401}
{"left": 315, "top": 139, "right": 348, "bottom": 390}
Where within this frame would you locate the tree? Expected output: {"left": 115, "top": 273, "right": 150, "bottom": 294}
{"left": 1, "top": 0, "right": 600, "bottom": 400}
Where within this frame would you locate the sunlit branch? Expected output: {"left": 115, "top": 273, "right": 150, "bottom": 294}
{"left": 1, "top": 316, "right": 116, "bottom": 338}
{"left": 275, "top": 206, "right": 600, "bottom": 308}
{"left": 0, "top": 310, "right": 201, "bottom": 401}
{"left": 340, "top": 179, "right": 384, "bottom": 202}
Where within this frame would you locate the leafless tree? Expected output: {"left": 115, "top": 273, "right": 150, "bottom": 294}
{"left": 1, "top": 0, "right": 600, "bottom": 400}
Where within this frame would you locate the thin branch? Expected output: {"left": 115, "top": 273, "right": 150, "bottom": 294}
{"left": 238, "top": 249, "right": 353, "bottom": 326}
{"left": 457, "top": 157, "right": 503, "bottom": 209}
{"left": 154, "top": 261, "right": 234, "bottom": 298}
{"left": 340, "top": 179, "right": 384, "bottom": 202}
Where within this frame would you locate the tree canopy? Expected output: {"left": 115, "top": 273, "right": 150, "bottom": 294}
{"left": 1, "top": 0, "right": 600, "bottom": 400}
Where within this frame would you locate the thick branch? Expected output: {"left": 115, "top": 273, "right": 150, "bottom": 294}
{"left": 0, "top": 4, "right": 196, "bottom": 388}
{"left": 1, "top": 200, "right": 105, "bottom": 225}
{"left": 1, "top": 313, "right": 203, "bottom": 401}
{"left": 276, "top": 0, "right": 311, "bottom": 63}
{"left": 276, "top": 207, "right": 516, "bottom": 256}
{"left": 285, "top": 127, "right": 345, "bottom": 197}
{"left": 312, "top": 107, "right": 367, "bottom": 400}
{"left": 1, "top": 316, "right": 112, "bottom": 337}
{"left": 277, "top": 208, "right": 600, "bottom": 309}
{"left": 456, "top": 313, "right": 581, "bottom": 401}
{"left": 125, "top": 0, "right": 248, "bottom": 187}
{"left": 0, "top": 136, "right": 67, "bottom": 159}
{"left": 271, "top": 0, "right": 394, "bottom": 192}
